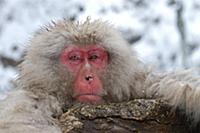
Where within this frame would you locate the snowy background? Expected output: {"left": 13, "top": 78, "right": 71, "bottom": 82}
{"left": 0, "top": 0, "right": 200, "bottom": 96}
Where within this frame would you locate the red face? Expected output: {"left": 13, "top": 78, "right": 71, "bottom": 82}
{"left": 60, "top": 45, "right": 108, "bottom": 104}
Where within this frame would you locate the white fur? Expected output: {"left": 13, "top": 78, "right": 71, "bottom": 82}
{"left": 0, "top": 19, "right": 200, "bottom": 132}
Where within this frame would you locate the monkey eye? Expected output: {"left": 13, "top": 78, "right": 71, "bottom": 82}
{"left": 68, "top": 51, "right": 83, "bottom": 62}
{"left": 69, "top": 55, "right": 81, "bottom": 61}
{"left": 88, "top": 54, "right": 99, "bottom": 60}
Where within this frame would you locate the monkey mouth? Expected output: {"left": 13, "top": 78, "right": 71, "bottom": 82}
{"left": 75, "top": 94, "right": 103, "bottom": 104}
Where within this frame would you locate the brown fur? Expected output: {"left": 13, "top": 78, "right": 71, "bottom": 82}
{"left": 0, "top": 18, "right": 200, "bottom": 132}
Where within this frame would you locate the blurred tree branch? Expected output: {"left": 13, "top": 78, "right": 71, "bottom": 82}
{"left": 176, "top": 1, "right": 188, "bottom": 68}
{"left": 121, "top": 30, "right": 142, "bottom": 45}
{"left": 0, "top": 54, "right": 21, "bottom": 67}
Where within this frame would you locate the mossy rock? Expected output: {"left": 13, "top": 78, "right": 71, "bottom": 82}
{"left": 59, "top": 99, "right": 191, "bottom": 133}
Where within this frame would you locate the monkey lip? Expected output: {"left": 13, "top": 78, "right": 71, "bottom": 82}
{"left": 75, "top": 94, "right": 102, "bottom": 104}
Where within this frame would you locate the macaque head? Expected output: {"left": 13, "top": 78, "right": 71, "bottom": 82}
{"left": 18, "top": 18, "right": 141, "bottom": 106}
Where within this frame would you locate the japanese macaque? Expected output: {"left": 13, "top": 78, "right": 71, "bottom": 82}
{"left": 0, "top": 18, "right": 200, "bottom": 133}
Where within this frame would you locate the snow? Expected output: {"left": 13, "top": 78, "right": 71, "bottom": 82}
{"left": 0, "top": 65, "right": 17, "bottom": 91}
{"left": 0, "top": 0, "right": 199, "bottom": 95}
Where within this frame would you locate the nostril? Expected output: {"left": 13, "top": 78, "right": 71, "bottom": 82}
{"left": 85, "top": 75, "right": 93, "bottom": 81}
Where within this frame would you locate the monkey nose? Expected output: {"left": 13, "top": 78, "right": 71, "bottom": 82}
{"left": 85, "top": 75, "right": 93, "bottom": 82}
